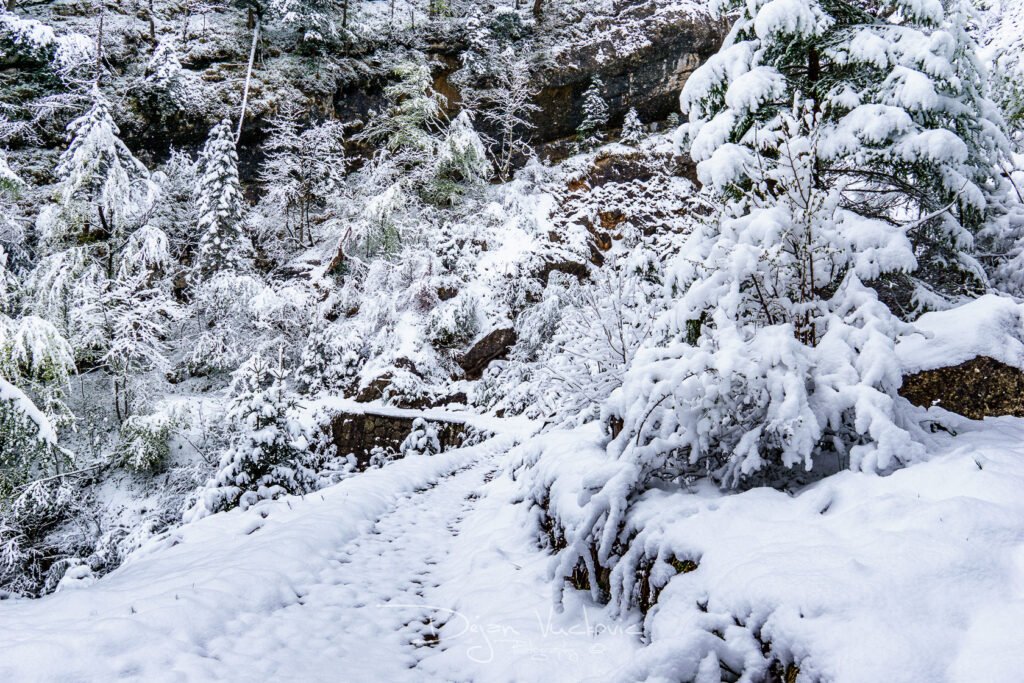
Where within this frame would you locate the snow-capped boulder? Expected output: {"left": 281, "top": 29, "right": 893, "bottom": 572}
{"left": 897, "top": 295, "right": 1024, "bottom": 419}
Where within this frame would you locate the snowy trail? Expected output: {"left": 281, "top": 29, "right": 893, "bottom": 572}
{"left": 195, "top": 450, "right": 642, "bottom": 682}
{"left": 0, "top": 435, "right": 640, "bottom": 682}
{"left": 199, "top": 459, "right": 495, "bottom": 680}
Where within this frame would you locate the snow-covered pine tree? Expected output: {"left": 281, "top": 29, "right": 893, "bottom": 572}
{"left": 141, "top": 38, "right": 198, "bottom": 117}
{"left": 620, "top": 107, "right": 643, "bottom": 146}
{"left": 576, "top": 76, "right": 608, "bottom": 151}
{"left": 679, "top": 0, "right": 1013, "bottom": 313}
{"left": 145, "top": 39, "right": 183, "bottom": 90}
{"left": 399, "top": 417, "right": 440, "bottom": 457}
{"left": 0, "top": 151, "right": 24, "bottom": 305}
{"left": 427, "top": 111, "right": 491, "bottom": 205}
{"left": 0, "top": 162, "right": 74, "bottom": 493}
{"left": 25, "top": 86, "right": 177, "bottom": 421}
{"left": 28, "top": 86, "right": 157, "bottom": 356}
{"left": 185, "top": 352, "right": 317, "bottom": 520}
{"left": 194, "top": 119, "right": 245, "bottom": 277}
{"left": 43, "top": 84, "right": 156, "bottom": 248}
{"left": 266, "top": 0, "right": 339, "bottom": 47}
{"left": 356, "top": 61, "right": 445, "bottom": 164}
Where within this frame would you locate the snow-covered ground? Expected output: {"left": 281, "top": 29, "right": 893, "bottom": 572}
{"left": 0, "top": 428, "right": 639, "bottom": 682}
{"left": 3, "top": 410, "right": 1024, "bottom": 681}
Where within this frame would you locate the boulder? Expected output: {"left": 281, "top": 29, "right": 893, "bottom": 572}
{"left": 896, "top": 295, "right": 1024, "bottom": 419}
{"left": 329, "top": 410, "right": 466, "bottom": 468}
{"left": 458, "top": 328, "right": 517, "bottom": 379}
{"left": 900, "top": 356, "right": 1024, "bottom": 420}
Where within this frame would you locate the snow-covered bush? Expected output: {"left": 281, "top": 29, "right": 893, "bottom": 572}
{"left": 399, "top": 417, "right": 441, "bottom": 457}
{"left": 426, "top": 290, "right": 480, "bottom": 349}
{"left": 116, "top": 407, "right": 186, "bottom": 473}
{"left": 185, "top": 353, "right": 317, "bottom": 520}
{"left": 0, "top": 479, "right": 74, "bottom": 596}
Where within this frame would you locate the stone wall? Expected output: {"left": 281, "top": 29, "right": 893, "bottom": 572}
{"left": 328, "top": 410, "right": 467, "bottom": 468}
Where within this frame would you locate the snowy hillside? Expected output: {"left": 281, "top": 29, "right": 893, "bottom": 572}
{"left": 2, "top": 0, "right": 1024, "bottom": 680}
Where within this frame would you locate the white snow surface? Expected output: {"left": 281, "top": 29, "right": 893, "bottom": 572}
{"left": 896, "top": 294, "right": 1024, "bottom": 373}
{"left": 515, "top": 417, "right": 1024, "bottom": 682}
{"left": 0, "top": 432, "right": 639, "bottom": 682}
{"left": 5, "top": 408, "right": 1024, "bottom": 681}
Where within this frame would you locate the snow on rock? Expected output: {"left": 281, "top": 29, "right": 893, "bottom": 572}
{"left": 896, "top": 294, "right": 1024, "bottom": 374}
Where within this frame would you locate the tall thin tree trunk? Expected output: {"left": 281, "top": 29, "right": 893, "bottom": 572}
{"left": 95, "top": 12, "right": 105, "bottom": 83}
{"left": 237, "top": 17, "right": 260, "bottom": 142}
{"left": 147, "top": 0, "right": 156, "bottom": 46}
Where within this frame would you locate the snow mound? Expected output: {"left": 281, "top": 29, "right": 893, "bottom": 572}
{"left": 512, "top": 417, "right": 1024, "bottom": 681}
{"left": 897, "top": 295, "right": 1024, "bottom": 374}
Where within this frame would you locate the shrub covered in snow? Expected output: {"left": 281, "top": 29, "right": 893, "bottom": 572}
{"left": 186, "top": 354, "right": 317, "bottom": 520}
{"left": 116, "top": 407, "right": 186, "bottom": 474}
{"left": 399, "top": 418, "right": 441, "bottom": 457}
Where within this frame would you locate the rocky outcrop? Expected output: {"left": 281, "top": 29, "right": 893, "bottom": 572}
{"left": 458, "top": 327, "right": 517, "bottom": 379}
{"left": 530, "top": 5, "right": 727, "bottom": 144}
{"left": 900, "top": 356, "right": 1024, "bottom": 420}
{"left": 329, "top": 410, "right": 466, "bottom": 468}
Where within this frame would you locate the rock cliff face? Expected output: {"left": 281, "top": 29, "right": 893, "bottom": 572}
{"left": 529, "top": 8, "right": 726, "bottom": 143}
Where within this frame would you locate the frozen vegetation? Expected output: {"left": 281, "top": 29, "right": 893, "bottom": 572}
{"left": 0, "top": 0, "right": 1023, "bottom": 680}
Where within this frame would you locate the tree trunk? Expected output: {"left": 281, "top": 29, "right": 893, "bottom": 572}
{"left": 342, "top": 0, "right": 349, "bottom": 28}
{"left": 147, "top": 0, "right": 156, "bottom": 46}
{"left": 237, "top": 17, "right": 260, "bottom": 142}
{"left": 95, "top": 12, "right": 105, "bottom": 83}
{"left": 533, "top": 0, "right": 543, "bottom": 21}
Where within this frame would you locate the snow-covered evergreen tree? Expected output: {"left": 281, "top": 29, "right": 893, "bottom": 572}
{"left": 194, "top": 119, "right": 245, "bottom": 277}
{"left": 42, "top": 85, "right": 156, "bottom": 248}
{"left": 620, "top": 107, "right": 643, "bottom": 146}
{"left": 427, "top": 111, "right": 491, "bottom": 205}
{"left": 576, "top": 76, "right": 608, "bottom": 151}
{"left": 680, "top": 0, "right": 1013, "bottom": 313}
{"left": 145, "top": 40, "right": 184, "bottom": 90}
{"left": 0, "top": 157, "right": 74, "bottom": 493}
{"left": 185, "top": 352, "right": 317, "bottom": 520}
{"left": 356, "top": 61, "right": 445, "bottom": 163}
{"left": 399, "top": 417, "right": 440, "bottom": 457}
